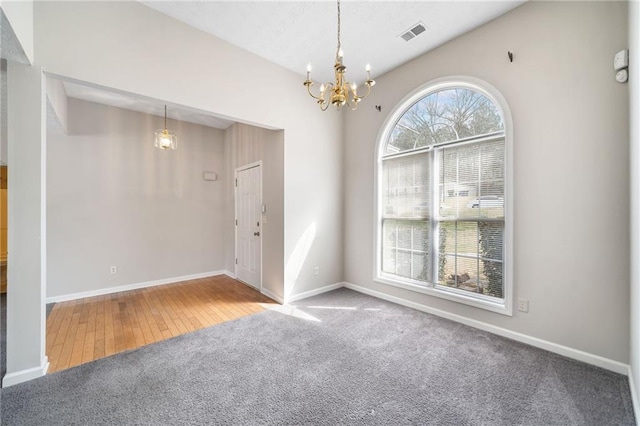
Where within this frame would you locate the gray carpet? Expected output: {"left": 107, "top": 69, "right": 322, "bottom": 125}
{"left": 0, "top": 288, "right": 635, "bottom": 425}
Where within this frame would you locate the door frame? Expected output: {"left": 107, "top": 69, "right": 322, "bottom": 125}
{"left": 234, "top": 161, "right": 263, "bottom": 291}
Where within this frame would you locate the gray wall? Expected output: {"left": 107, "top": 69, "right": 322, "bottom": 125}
{"left": 344, "top": 1, "right": 630, "bottom": 363}
{"left": 1, "top": 60, "right": 7, "bottom": 165}
{"left": 224, "top": 123, "right": 285, "bottom": 300}
{"left": 46, "top": 99, "right": 226, "bottom": 298}
{"left": 46, "top": 78, "right": 67, "bottom": 133}
{"left": 629, "top": 0, "right": 640, "bottom": 409}
{"left": 34, "top": 1, "right": 344, "bottom": 305}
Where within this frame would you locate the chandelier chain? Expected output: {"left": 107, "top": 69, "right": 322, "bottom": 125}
{"left": 164, "top": 105, "right": 167, "bottom": 129}
{"left": 336, "top": 0, "right": 341, "bottom": 58}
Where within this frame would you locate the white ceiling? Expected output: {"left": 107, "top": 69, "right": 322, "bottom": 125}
{"left": 0, "top": 9, "right": 30, "bottom": 65}
{"left": 61, "top": 80, "right": 235, "bottom": 129}
{"left": 141, "top": 0, "right": 526, "bottom": 84}
{"left": 54, "top": 1, "right": 526, "bottom": 129}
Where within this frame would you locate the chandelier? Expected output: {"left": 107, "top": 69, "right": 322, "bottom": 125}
{"left": 154, "top": 105, "right": 177, "bottom": 150}
{"left": 303, "top": 0, "right": 375, "bottom": 111}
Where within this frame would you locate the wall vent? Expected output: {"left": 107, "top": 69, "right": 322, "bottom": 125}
{"left": 400, "top": 22, "right": 427, "bottom": 42}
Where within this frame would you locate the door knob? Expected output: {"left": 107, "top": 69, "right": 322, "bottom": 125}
{"left": 254, "top": 232, "right": 260, "bottom": 236}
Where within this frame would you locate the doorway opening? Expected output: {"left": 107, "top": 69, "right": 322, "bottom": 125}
{"left": 235, "top": 162, "right": 263, "bottom": 291}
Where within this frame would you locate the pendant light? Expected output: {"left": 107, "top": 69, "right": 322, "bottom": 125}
{"left": 154, "top": 105, "right": 177, "bottom": 150}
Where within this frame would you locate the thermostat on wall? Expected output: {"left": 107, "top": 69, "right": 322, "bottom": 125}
{"left": 613, "top": 49, "right": 629, "bottom": 84}
{"left": 614, "top": 49, "right": 629, "bottom": 71}
{"left": 203, "top": 172, "right": 217, "bottom": 181}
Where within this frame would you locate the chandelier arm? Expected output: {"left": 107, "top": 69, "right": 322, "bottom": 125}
{"left": 324, "top": 82, "right": 335, "bottom": 95}
{"left": 345, "top": 86, "right": 358, "bottom": 110}
{"left": 347, "top": 81, "right": 360, "bottom": 101}
{"left": 305, "top": 83, "right": 324, "bottom": 100}
{"left": 356, "top": 83, "right": 372, "bottom": 101}
{"left": 345, "top": 97, "right": 358, "bottom": 110}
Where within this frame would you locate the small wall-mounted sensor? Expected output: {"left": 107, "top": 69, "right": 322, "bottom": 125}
{"left": 616, "top": 69, "right": 629, "bottom": 83}
{"left": 614, "top": 49, "right": 629, "bottom": 84}
{"left": 614, "top": 49, "right": 629, "bottom": 71}
{"left": 203, "top": 172, "right": 217, "bottom": 181}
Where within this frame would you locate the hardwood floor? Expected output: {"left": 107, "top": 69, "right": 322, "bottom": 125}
{"left": 46, "top": 275, "right": 275, "bottom": 374}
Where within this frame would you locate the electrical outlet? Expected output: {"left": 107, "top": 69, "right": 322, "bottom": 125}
{"left": 110, "top": 266, "right": 117, "bottom": 275}
{"left": 518, "top": 298, "right": 529, "bottom": 313}
{"left": 313, "top": 266, "right": 319, "bottom": 276}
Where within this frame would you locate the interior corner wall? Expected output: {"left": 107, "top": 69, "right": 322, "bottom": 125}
{"left": 1, "top": 60, "right": 7, "bottom": 165}
{"left": 223, "top": 123, "right": 285, "bottom": 300}
{"left": 34, "top": 1, "right": 343, "bottom": 304}
{"left": 46, "top": 98, "right": 226, "bottom": 299}
{"left": 344, "top": 0, "right": 630, "bottom": 363}
{"left": 629, "top": 0, "right": 639, "bottom": 410}
{"left": 0, "top": 0, "right": 34, "bottom": 64}
{"left": 45, "top": 77, "right": 67, "bottom": 133}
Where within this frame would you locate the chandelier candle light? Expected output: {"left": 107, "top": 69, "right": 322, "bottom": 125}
{"left": 303, "top": 0, "right": 375, "bottom": 111}
{"left": 154, "top": 105, "right": 177, "bottom": 150}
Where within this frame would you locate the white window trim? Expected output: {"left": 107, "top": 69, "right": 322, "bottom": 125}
{"left": 373, "top": 76, "right": 514, "bottom": 316}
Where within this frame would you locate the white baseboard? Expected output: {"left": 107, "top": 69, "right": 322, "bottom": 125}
{"left": 224, "top": 270, "right": 237, "bottom": 279}
{"left": 43, "top": 273, "right": 631, "bottom": 378}
{"left": 46, "top": 271, "right": 226, "bottom": 303}
{"left": 629, "top": 367, "right": 640, "bottom": 425}
{"left": 3, "top": 356, "right": 49, "bottom": 387}
{"left": 344, "top": 282, "right": 629, "bottom": 375}
{"left": 286, "top": 282, "right": 345, "bottom": 304}
{"left": 261, "top": 287, "right": 285, "bottom": 304}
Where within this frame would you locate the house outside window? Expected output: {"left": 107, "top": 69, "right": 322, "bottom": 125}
{"left": 376, "top": 78, "right": 513, "bottom": 315}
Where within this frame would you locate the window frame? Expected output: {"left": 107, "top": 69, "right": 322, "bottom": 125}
{"left": 374, "top": 76, "right": 514, "bottom": 316}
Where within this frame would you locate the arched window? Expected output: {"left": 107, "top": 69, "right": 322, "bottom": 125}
{"left": 376, "top": 78, "right": 512, "bottom": 315}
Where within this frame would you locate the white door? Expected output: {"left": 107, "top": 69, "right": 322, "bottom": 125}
{"left": 235, "top": 164, "right": 262, "bottom": 289}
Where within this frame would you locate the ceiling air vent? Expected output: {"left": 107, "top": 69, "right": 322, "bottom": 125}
{"left": 400, "top": 22, "right": 427, "bottom": 42}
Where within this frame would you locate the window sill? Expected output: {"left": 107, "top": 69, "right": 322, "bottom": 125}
{"left": 374, "top": 274, "right": 512, "bottom": 316}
